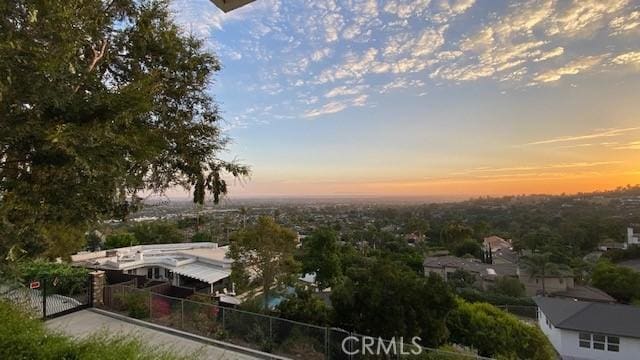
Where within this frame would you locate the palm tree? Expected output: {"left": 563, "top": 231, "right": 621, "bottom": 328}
{"left": 239, "top": 206, "right": 249, "bottom": 229}
{"left": 520, "top": 253, "right": 571, "bottom": 296}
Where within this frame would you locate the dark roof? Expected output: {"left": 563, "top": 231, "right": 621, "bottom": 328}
{"left": 552, "top": 285, "right": 616, "bottom": 303}
{"left": 534, "top": 296, "right": 640, "bottom": 338}
{"left": 492, "top": 248, "right": 518, "bottom": 264}
{"left": 618, "top": 259, "right": 640, "bottom": 272}
{"left": 423, "top": 256, "right": 517, "bottom": 277}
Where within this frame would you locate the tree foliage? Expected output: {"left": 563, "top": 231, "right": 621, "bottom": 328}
{"left": 229, "top": 217, "right": 299, "bottom": 309}
{"left": 0, "top": 0, "right": 248, "bottom": 258}
{"left": 447, "top": 299, "right": 555, "bottom": 359}
{"left": 331, "top": 259, "right": 455, "bottom": 348}
{"left": 300, "top": 228, "right": 342, "bottom": 289}
{"left": 520, "top": 253, "right": 571, "bottom": 295}
{"left": 103, "top": 232, "right": 138, "bottom": 249}
{"left": 490, "top": 276, "right": 525, "bottom": 298}
{"left": 591, "top": 260, "right": 640, "bottom": 303}
{"left": 452, "top": 238, "right": 482, "bottom": 259}
{"left": 130, "top": 221, "right": 183, "bottom": 245}
{"left": 276, "top": 287, "right": 331, "bottom": 326}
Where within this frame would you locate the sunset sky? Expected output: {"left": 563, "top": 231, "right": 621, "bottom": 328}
{"left": 170, "top": 0, "right": 640, "bottom": 199}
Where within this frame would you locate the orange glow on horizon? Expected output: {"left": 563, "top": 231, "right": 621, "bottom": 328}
{"left": 222, "top": 170, "right": 640, "bottom": 199}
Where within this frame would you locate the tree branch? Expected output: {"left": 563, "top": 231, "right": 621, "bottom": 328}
{"left": 73, "top": 39, "right": 108, "bottom": 93}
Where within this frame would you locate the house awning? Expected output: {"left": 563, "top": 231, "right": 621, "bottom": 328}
{"left": 172, "top": 263, "right": 230, "bottom": 284}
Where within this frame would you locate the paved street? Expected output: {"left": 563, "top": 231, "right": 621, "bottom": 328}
{"left": 46, "top": 310, "right": 259, "bottom": 360}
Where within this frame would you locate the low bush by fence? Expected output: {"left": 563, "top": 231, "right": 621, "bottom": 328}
{"left": 101, "top": 284, "right": 491, "bottom": 359}
{"left": 495, "top": 305, "right": 538, "bottom": 320}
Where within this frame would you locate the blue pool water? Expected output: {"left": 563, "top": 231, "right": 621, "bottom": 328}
{"left": 265, "top": 287, "right": 295, "bottom": 309}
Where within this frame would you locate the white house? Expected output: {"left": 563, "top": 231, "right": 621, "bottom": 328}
{"left": 72, "top": 243, "right": 233, "bottom": 293}
{"left": 627, "top": 227, "right": 639, "bottom": 247}
{"left": 534, "top": 296, "right": 640, "bottom": 360}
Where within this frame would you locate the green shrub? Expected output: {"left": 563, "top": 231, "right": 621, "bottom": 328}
{"left": 456, "top": 287, "right": 535, "bottom": 306}
{"left": 591, "top": 260, "right": 640, "bottom": 303}
{"left": 19, "top": 260, "right": 88, "bottom": 296}
{"left": 116, "top": 291, "right": 150, "bottom": 319}
{"left": 104, "top": 233, "right": 139, "bottom": 249}
{"left": 490, "top": 277, "right": 526, "bottom": 298}
{"left": 447, "top": 299, "right": 554, "bottom": 360}
{"left": 0, "top": 300, "right": 193, "bottom": 359}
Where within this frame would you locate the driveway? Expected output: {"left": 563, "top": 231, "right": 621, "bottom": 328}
{"left": 46, "top": 310, "right": 260, "bottom": 360}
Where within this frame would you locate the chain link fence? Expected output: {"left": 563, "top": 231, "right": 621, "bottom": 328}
{"left": 101, "top": 284, "right": 491, "bottom": 359}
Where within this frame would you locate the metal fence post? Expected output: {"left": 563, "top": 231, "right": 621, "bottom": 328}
{"left": 42, "top": 278, "right": 47, "bottom": 320}
{"left": 181, "top": 298, "right": 185, "bottom": 330}
{"left": 325, "top": 327, "right": 329, "bottom": 360}
{"left": 149, "top": 291, "right": 152, "bottom": 320}
{"left": 222, "top": 306, "right": 226, "bottom": 332}
{"left": 349, "top": 332, "right": 354, "bottom": 360}
{"left": 269, "top": 316, "right": 273, "bottom": 343}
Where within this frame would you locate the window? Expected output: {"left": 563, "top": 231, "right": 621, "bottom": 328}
{"left": 593, "top": 334, "right": 605, "bottom": 350}
{"left": 579, "top": 333, "right": 591, "bottom": 348}
{"left": 147, "top": 268, "right": 153, "bottom": 279}
{"left": 579, "top": 333, "right": 620, "bottom": 352}
{"left": 607, "top": 336, "right": 619, "bottom": 352}
{"left": 164, "top": 269, "right": 170, "bottom": 279}
{"left": 153, "top": 267, "right": 160, "bottom": 279}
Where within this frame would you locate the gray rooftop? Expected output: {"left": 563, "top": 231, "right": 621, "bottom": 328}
{"left": 552, "top": 285, "right": 616, "bottom": 303}
{"left": 534, "top": 296, "right": 640, "bottom": 338}
{"left": 423, "top": 256, "right": 518, "bottom": 277}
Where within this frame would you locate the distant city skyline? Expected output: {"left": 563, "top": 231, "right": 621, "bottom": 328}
{"left": 170, "top": 0, "right": 640, "bottom": 198}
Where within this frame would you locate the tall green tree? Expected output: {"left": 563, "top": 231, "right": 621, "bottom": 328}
{"left": 0, "top": 0, "right": 248, "bottom": 258}
{"left": 520, "top": 253, "right": 571, "bottom": 295}
{"left": 229, "top": 217, "right": 299, "bottom": 309}
{"left": 331, "top": 259, "right": 455, "bottom": 347}
{"left": 591, "top": 260, "right": 640, "bottom": 303}
{"left": 276, "top": 287, "right": 331, "bottom": 326}
{"left": 447, "top": 299, "right": 555, "bottom": 359}
{"left": 301, "top": 228, "right": 342, "bottom": 289}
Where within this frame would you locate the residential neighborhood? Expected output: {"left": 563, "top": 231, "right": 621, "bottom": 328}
{"left": 2, "top": 0, "right": 640, "bottom": 359}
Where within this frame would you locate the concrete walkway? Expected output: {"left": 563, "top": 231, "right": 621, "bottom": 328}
{"left": 46, "top": 310, "right": 259, "bottom": 360}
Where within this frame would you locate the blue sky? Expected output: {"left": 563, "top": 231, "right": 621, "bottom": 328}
{"left": 169, "top": 0, "right": 640, "bottom": 198}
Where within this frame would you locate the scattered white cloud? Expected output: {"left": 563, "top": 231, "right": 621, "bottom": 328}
{"left": 614, "top": 141, "right": 640, "bottom": 150}
{"left": 170, "top": 0, "right": 640, "bottom": 121}
{"left": 325, "top": 85, "right": 368, "bottom": 98}
{"left": 611, "top": 51, "right": 640, "bottom": 65}
{"left": 532, "top": 55, "right": 606, "bottom": 83}
{"left": 304, "top": 94, "right": 369, "bottom": 118}
{"left": 534, "top": 47, "right": 564, "bottom": 62}
{"left": 609, "top": 10, "right": 640, "bottom": 35}
{"left": 546, "top": 0, "right": 630, "bottom": 36}
{"left": 524, "top": 127, "right": 640, "bottom": 145}
{"left": 432, "top": 0, "right": 476, "bottom": 23}
{"left": 383, "top": 0, "right": 431, "bottom": 19}
{"left": 311, "top": 48, "right": 332, "bottom": 62}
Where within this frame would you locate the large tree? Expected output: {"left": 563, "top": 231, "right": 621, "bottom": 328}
{"left": 591, "top": 260, "right": 640, "bottom": 304}
{"left": 300, "top": 227, "right": 342, "bottom": 289}
{"left": 447, "top": 299, "right": 555, "bottom": 359}
{"left": 520, "top": 253, "right": 571, "bottom": 295}
{"left": 0, "top": 0, "right": 248, "bottom": 258}
{"left": 229, "top": 216, "right": 299, "bottom": 309}
{"left": 331, "top": 258, "right": 455, "bottom": 348}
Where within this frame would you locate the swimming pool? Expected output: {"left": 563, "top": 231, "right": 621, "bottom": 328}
{"left": 264, "top": 286, "right": 295, "bottom": 309}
